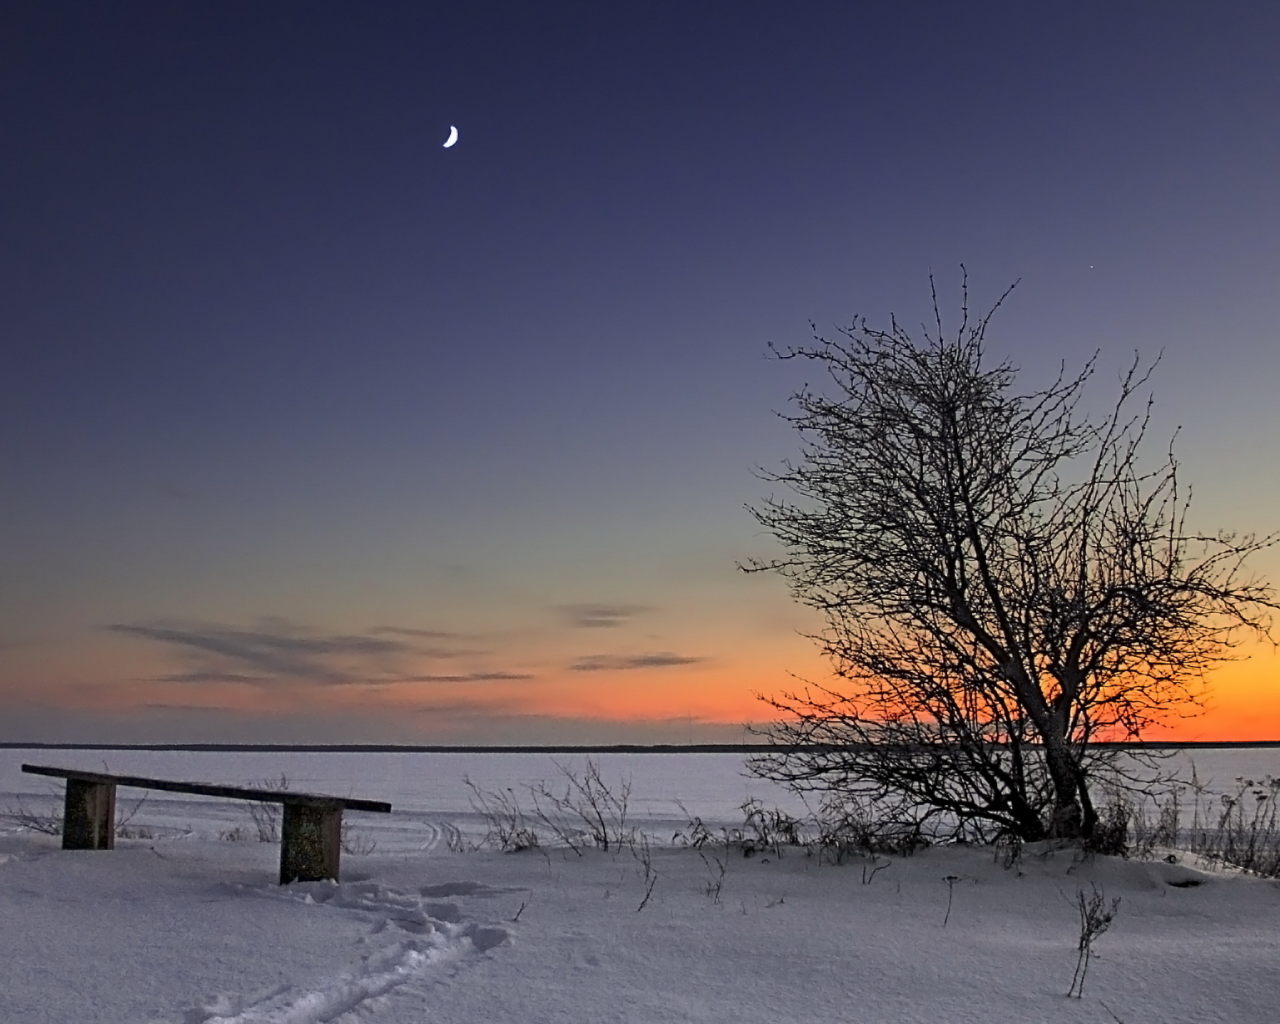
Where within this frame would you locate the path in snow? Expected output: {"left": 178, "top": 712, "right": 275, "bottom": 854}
{"left": 179, "top": 880, "right": 513, "bottom": 1023}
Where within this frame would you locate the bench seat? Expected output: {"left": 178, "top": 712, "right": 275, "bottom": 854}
{"left": 21, "top": 763, "right": 392, "bottom": 884}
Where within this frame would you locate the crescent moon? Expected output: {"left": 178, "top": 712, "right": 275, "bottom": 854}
{"left": 443, "top": 126, "right": 458, "bottom": 148}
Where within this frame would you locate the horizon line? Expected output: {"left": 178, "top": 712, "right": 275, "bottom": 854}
{"left": 4, "top": 740, "right": 1280, "bottom": 753}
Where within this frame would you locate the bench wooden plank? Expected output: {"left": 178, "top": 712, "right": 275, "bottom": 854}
{"left": 21, "top": 764, "right": 391, "bottom": 813}
{"left": 22, "top": 763, "right": 392, "bottom": 884}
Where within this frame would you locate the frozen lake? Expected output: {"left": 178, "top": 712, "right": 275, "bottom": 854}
{"left": 3, "top": 745, "right": 1278, "bottom": 853}
{"left": 2, "top": 748, "right": 800, "bottom": 853}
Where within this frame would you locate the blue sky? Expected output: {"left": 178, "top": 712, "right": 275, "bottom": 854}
{"left": 3, "top": 1, "right": 1279, "bottom": 743}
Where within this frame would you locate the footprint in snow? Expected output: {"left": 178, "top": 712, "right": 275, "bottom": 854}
{"left": 179, "top": 880, "right": 512, "bottom": 1024}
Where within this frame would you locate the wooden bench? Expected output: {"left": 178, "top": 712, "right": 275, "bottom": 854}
{"left": 21, "top": 764, "right": 392, "bottom": 884}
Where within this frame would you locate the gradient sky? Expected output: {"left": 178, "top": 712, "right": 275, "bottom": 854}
{"left": 3, "top": 1, "right": 1279, "bottom": 745}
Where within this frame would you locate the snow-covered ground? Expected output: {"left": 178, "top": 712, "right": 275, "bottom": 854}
{"left": 3, "top": 830, "right": 1278, "bottom": 1023}
{"left": 2, "top": 748, "right": 1279, "bottom": 1022}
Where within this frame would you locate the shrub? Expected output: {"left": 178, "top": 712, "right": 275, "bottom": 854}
{"left": 239, "top": 775, "right": 289, "bottom": 843}
{"left": 464, "top": 777, "right": 541, "bottom": 853}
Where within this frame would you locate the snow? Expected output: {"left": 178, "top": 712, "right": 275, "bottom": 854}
{"left": 3, "top": 750, "right": 1279, "bottom": 1023}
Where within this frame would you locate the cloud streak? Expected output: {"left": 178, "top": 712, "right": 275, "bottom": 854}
{"left": 107, "top": 621, "right": 408, "bottom": 684}
{"left": 107, "top": 618, "right": 528, "bottom": 688}
{"left": 391, "top": 671, "right": 534, "bottom": 683}
{"left": 153, "top": 671, "right": 271, "bottom": 684}
{"left": 559, "top": 604, "right": 650, "bottom": 629}
{"left": 369, "top": 625, "right": 464, "bottom": 640}
{"left": 568, "top": 652, "right": 703, "bottom": 672}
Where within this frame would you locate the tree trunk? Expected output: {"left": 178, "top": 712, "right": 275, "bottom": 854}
{"left": 1042, "top": 734, "right": 1091, "bottom": 840}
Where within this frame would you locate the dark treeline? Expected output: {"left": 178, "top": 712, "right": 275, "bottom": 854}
{"left": 2, "top": 741, "right": 1278, "bottom": 753}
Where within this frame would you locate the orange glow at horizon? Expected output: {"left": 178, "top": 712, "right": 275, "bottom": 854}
{"left": 23, "top": 641, "right": 1280, "bottom": 741}
{"left": 1146, "top": 642, "right": 1280, "bottom": 742}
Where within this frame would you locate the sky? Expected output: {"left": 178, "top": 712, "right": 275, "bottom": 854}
{"left": 2, "top": 1, "right": 1279, "bottom": 745}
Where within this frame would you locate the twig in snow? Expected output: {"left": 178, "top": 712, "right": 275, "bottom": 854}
{"left": 634, "top": 833, "right": 658, "bottom": 912}
{"left": 1067, "top": 884, "right": 1120, "bottom": 998}
{"left": 1099, "top": 1000, "right": 1128, "bottom": 1024}
{"left": 942, "top": 874, "right": 960, "bottom": 927}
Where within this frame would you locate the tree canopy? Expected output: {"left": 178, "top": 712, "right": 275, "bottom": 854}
{"left": 746, "top": 275, "right": 1277, "bottom": 842}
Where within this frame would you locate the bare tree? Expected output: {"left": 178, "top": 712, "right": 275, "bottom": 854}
{"left": 745, "top": 272, "right": 1276, "bottom": 842}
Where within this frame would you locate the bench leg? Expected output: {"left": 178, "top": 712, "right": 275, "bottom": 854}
{"left": 62, "top": 779, "right": 116, "bottom": 850}
{"left": 280, "top": 804, "right": 342, "bottom": 884}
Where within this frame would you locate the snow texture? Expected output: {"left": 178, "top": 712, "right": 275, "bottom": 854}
{"left": 3, "top": 749, "right": 1279, "bottom": 1022}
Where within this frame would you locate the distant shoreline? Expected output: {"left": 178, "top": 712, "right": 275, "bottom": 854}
{"left": 3, "top": 740, "right": 1279, "bottom": 753}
